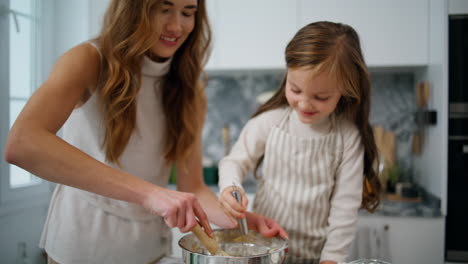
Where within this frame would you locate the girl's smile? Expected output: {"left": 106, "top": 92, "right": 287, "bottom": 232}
{"left": 299, "top": 110, "right": 318, "bottom": 117}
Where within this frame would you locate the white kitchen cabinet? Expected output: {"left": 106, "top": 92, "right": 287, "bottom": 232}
{"left": 206, "top": 0, "right": 429, "bottom": 70}
{"left": 449, "top": 0, "right": 468, "bottom": 15}
{"left": 205, "top": 0, "right": 298, "bottom": 70}
{"left": 297, "top": 0, "right": 429, "bottom": 67}
{"left": 85, "top": 0, "right": 431, "bottom": 70}
{"left": 205, "top": 0, "right": 219, "bottom": 70}
{"left": 351, "top": 216, "right": 445, "bottom": 264}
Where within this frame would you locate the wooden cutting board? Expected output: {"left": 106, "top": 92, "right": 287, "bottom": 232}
{"left": 373, "top": 126, "right": 396, "bottom": 192}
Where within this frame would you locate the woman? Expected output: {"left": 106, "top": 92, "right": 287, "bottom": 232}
{"left": 4, "top": 0, "right": 285, "bottom": 263}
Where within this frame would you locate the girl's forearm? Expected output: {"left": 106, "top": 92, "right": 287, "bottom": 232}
{"left": 189, "top": 185, "right": 236, "bottom": 228}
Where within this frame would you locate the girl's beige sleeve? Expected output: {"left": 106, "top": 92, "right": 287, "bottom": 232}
{"left": 320, "top": 120, "right": 364, "bottom": 262}
{"left": 218, "top": 107, "right": 287, "bottom": 193}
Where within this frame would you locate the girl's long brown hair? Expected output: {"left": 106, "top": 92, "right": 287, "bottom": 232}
{"left": 96, "top": 0, "right": 211, "bottom": 164}
{"left": 253, "top": 21, "right": 381, "bottom": 212}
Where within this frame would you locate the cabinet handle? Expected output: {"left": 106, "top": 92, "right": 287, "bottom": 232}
{"left": 384, "top": 224, "right": 389, "bottom": 231}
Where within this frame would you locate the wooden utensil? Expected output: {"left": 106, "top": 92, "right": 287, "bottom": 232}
{"left": 383, "top": 131, "right": 396, "bottom": 167}
{"left": 373, "top": 126, "right": 397, "bottom": 192}
{"left": 191, "top": 223, "right": 229, "bottom": 256}
{"left": 412, "top": 81, "right": 430, "bottom": 154}
{"left": 373, "top": 126, "right": 387, "bottom": 191}
{"left": 416, "top": 81, "right": 430, "bottom": 108}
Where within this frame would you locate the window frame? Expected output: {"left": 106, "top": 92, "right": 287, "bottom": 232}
{"left": 0, "top": 0, "right": 55, "bottom": 215}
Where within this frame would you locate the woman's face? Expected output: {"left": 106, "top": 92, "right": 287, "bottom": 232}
{"left": 285, "top": 67, "right": 342, "bottom": 124}
{"left": 149, "top": 0, "right": 198, "bottom": 61}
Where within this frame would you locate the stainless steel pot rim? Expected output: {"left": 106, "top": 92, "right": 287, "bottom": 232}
{"left": 178, "top": 229, "right": 288, "bottom": 259}
{"left": 176, "top": 250, "right": 288, "bottom": 260}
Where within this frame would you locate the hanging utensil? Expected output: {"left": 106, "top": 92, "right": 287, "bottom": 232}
{"left": 412, "top": 81, "right": 430, "bottom": 155}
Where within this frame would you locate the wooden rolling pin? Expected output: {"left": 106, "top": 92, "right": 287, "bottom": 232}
{"left": 191, "top": 223, "right": 229, "bottom": 256}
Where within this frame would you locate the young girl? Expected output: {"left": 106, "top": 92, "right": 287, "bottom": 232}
{"left": 4, "top": 0, "right": 284, "bottom": 263}
{"left": 218, "top": 21, "right": 381, "bottom": 264}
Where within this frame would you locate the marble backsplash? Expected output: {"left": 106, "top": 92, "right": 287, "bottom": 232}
{"left": 202, "top": 70, "right": 418, "bottom": 181}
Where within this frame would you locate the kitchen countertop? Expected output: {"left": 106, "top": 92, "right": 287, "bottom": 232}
{"left": 359, "top": 190, "right": 442, "bottom": 218}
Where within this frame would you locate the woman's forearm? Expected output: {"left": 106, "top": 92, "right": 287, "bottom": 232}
{"left": 5, "top": 126, "right": 154, "bottom": 206}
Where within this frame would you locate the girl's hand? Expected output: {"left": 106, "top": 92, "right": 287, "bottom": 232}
{"left": 142, "top": 186, "right": 213, "bottom": 236}
{"left": 245, "top": 211, "right": 288, "bottom": 239}
{"left": 219, "top": 186, "right": 248, "bottom": 219}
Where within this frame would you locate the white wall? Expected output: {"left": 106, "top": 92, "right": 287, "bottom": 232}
{"left": 53, "top": 0, "right": 90, "bottom": 59}
{"left": 53, "top": 0, "right": 111, "bottom": 59}
{"left": 0, "top": 206, "right": 50, "bottom": 264}
{"left": 88, "top": 0, "right": 110, "bottom": 39}
{"left": 413, "top": 0, "right": 449, "bottom": 215}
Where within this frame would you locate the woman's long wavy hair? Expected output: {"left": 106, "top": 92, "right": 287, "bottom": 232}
{"left": 253, "top": 21, "right": 381, "bottom": 212}
{"left": 95, "top": 0, "right": 211, "bottom": 164}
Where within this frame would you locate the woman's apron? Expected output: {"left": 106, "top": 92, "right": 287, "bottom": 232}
{"left": 253, "top": 109, "right": 343, "bottom": 261}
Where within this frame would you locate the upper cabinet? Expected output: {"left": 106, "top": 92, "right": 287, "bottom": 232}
{"left": 205, "top": 0, "right": 298, "bottom": 70}
{"left": 206, "top": 0, "right": 429, "bottom": 70}
{"left": 77, "top": 0, "right": 431, "bottom": 69}
{"left": 297, "top": 0, "right": 429, "bottom": 67}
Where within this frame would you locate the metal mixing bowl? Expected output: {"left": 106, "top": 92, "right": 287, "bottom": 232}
{"left": 178, "top": 229, "right": 288, "bottom": 264}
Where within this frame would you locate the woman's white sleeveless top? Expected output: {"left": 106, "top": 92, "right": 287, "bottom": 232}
{"left": 39, "top": 42, "right": 173, "bottom": 264}
{"left": 253, "top": 109, "right": 344, "bottom": 261}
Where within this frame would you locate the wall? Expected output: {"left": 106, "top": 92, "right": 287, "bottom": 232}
{"left": 53, "top": 0, "right": 89, "bottom": 59}
{"left": 88, "top": 0, "right": 109, "bottom": 39}
{"left": 0, "top": 206, "right": 49, "bottom": 264}
{"left": 413, "top": 0, "right": 449, "bottom": 215}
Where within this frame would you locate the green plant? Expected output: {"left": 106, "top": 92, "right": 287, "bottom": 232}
{"left": 169, "top": 164, "right": 176, "bottom": 184}
{"left": 387, "top": 163, "right": 401, "bottom": 186}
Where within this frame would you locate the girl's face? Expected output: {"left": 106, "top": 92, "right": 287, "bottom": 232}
{"left": 285, "top": 67, "right": 342, "bottom": 124}
{"left": 149, "top": 0, "right": 197, "bottom": 61}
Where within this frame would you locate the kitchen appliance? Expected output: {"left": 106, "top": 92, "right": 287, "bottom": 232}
{"left": 178, "top": 229, "right": 288, "bottom": 264}
{"left": 446, "top": 14, "right": 468, "bottom": 262}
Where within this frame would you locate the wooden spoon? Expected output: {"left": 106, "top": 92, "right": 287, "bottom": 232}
{"left": 413, "top": 80, "right": 430, "bottom": 154}
{"left": 191, "top": 223, "right": 229, "bottom": 256}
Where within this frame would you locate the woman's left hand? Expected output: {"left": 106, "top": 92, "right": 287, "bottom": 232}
{"left": 244, "top": 212, "right": 288, "bottom": 239}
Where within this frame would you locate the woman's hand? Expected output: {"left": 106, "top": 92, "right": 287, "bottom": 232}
{"left": 245, "top": 211, "right": 288, "bottom": 239}
{"left": 142, "top": 186, "right": 213, "bottom": 236}
{"left": 219, "top": 186, "right": 248, "bottom": 219}
{"left": 320, "top": 261, "right": 338, "bottom": 264}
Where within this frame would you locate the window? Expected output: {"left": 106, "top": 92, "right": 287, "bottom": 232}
{"left": 9, "top": 0, "right": 40, "bottom": 188}
{"left": 1, "top": 0, "right": 54, "bottom": 209}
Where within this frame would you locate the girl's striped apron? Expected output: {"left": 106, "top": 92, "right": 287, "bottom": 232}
{"left": 253, "top": 109, "right": 343, "bottom": 261}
